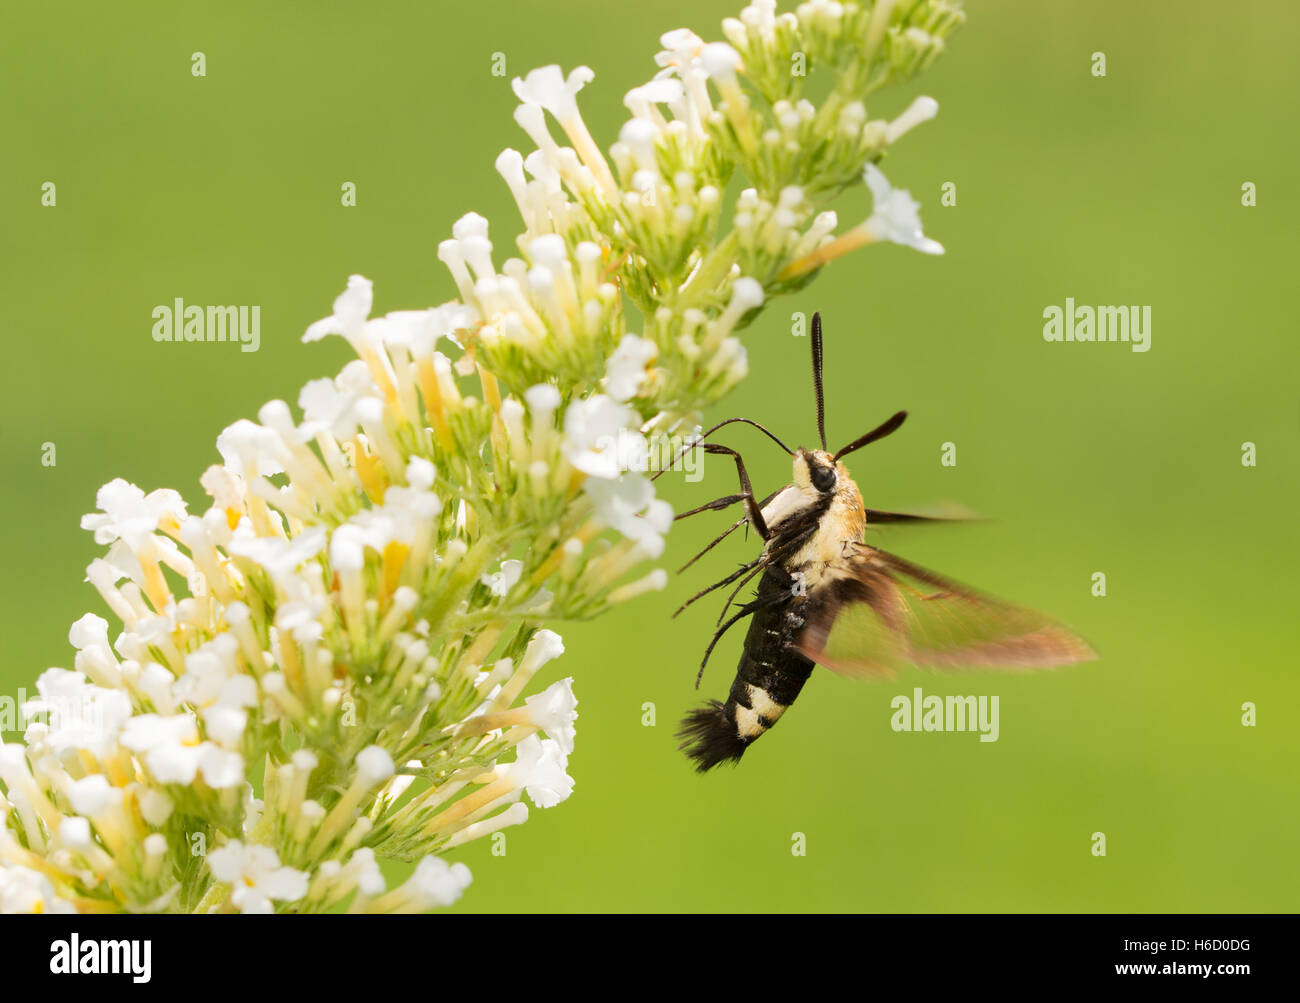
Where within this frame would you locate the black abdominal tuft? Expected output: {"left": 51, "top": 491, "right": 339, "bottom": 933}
{"left": 676, "top": 701, "right": 748, "bottom": 773}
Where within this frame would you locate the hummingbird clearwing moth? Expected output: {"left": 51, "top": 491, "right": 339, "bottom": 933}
{"left": 662, "top": 312, "right": 1096, "bottom": 772}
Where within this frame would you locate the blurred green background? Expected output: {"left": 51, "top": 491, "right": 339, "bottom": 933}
{"left": 2, "top": 1, "right": 1296, "bottom": 912}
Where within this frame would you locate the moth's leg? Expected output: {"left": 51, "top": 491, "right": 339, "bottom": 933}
{"left": 697, "top": 602, "right": 759, "bottom": 687}
{"left": 709, "top": 535, "right": 808, "bottom": 627}
{"left": 714, "top": 560, "right": 766, "bottom": 626}
{"left": 678, "top": 487, "right": 780, "bottom": 575}
{"left": 701, "top": 444, "right": 770, "bottom": 540}
{"left": 678, "top": 514, "right": 748, "bottom": 575}
{"left": 694, "top": 589, "right": 786, "bottom": 688}
{"left": 696, "top": 595, "right": 759, "bottom": 691}
{"left": 674, "top": 487, "right": 779, "bottom": 531}
{"left": 674, "top": 493, "right": 746, "bottom": 521}
{"left": 673, "top": 555, "right": 764, "bottom": 618}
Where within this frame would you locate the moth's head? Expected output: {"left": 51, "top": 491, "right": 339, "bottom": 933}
{"left": 793, "top": 448, "right": 844, "bottom": 496}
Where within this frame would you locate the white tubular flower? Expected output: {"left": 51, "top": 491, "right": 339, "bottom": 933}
{"left": 862, "top": 162, "right": 945, "bottom": 255}
{"left": 455, "top": 213, "right": 495, "bottom": 282}
{"left": 523, "top": 678, "right": 578, "bottom": 756}
{"left": 652, "top": 29, "right": 713, "bottom": 129}
{"left": 206, "top": 841, "right": 309, "bottom": 914}
{"left": 698, "top": 41, "right": 755, "bottom": 151}
{"left": 80, "top": 479, "right": 187, "bottom": 548}
{"left": 654, "top": 28, "right": 706, "bottom": 72}
{"left": 394, "top": 856, "right": 472, "bottom": 911}
{"left": 229, "top": 526, "right": 327, "bottom": 594}
{"left": 215, "top": 419, "right": 284, "bottom": 480}
{"left": 68, "top": 613, "right": 119, "bottom": 680}
{"left": 885, "top": 95, "right": 939, "bottom": 144}
{"left": 781, "top": 159, "right": 947, "bottom": 281}
{"left": 562, "top": 395, "right": 646, "bottom": 479}
{"left": 605, "top": 335, "right": 658, "bottom": 402}
{"left": 119, "top": 714, "right": 244, "bottom": 789}
{"left": 735, "top": 0, "right": 779, "bottom": 40}
{"left": 495, "top": 148, "right": 532, "bottom": 228}
{"left": 0, "top": 866, "right": 77, "bottom": 914}
{"left": 492, "top": 629, "right": 566, "bottom": 711}
{"left": 138, "top": 789, "right": 174, "bottom": 828}
{"left": 66, "top": 774, "right": 123, "bottom": 816}
{"left": 119, "top": 714, "right": 202, "bottom": 781}
{"left": 441, "top": 801, "right": 530, "bottom": 851}
{"left": 298, "top": 377, "right": 366, "bottom": 441}
{"left": 512, "top": 65, "right": 616, "bottom": 198}
{"left": 344, "top": 848, "right": 387, "bottom": 899}
{"left": 22, "top": 668, "right": 132, "bottom": 759}
{"left": 480, "top": 559, "right": 524, "bottom": 598}
{"left": 406, "top": 455, "right": 436, "bottom": 490}
{"left": 618, "top": 118, "right": 662, "bottom": 173}
{"left": 525, "top": 383, "right": 561, "bottom": 419}
{"left": 624, "top": 78, "right": 685, "bottom": 124}
{"left": 512, "top": 65, "right": 593, "bottom": 131}
{"left": 520, "top": 629, "right": 565, "bottom": 677}
{"left": 717, "top": 277, "right": 764, "bottom": 332}
{"left": 584, "top": 474, "right": 672, "bottom": 559}
{"left": 699, "top": 41, "right": 743, "bottom": 83}
{"left": 202, "top": 704, "right": 247, "bottom": 748}
{"left": 198, "top": 746, "right": 246, "bottom": 789}
{"left": 501, "top": 735, "right": 574, "bottom": 809}
{"left": 792, "top": 209, "right": 839, "bottom": 259}
{"left": 302, "top": 274, "right": 374, "bottom": 345}
{"left": 355, "top": 746, "right": 396, "bottom": 785}
{"left": 58, "top": 816, "right": 93, "bottom": 849}
{"left": 607, "top": 567, "right": 670, "bottom": 605}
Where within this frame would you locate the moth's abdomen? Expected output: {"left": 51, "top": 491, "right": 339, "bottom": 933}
{"left": 677, "top": 590, "right": 815, "bottom": 772}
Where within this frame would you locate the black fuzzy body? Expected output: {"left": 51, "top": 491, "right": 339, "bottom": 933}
{"left": 678, "top": 567, "right": 816, "bottom": 772}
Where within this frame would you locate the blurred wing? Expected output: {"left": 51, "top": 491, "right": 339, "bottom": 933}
{"left": 798, "top": 543, "right": 1096, "bottom": 678}
{"left": 863, "top": 500, "right": 985, "bottom": 525}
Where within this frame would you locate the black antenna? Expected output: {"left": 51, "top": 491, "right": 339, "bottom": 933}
{"left": 833, "top": 410, "right": 907, "bottom": 461}
{"left": 811, "top": 312, "right": 827, "bottom": 450}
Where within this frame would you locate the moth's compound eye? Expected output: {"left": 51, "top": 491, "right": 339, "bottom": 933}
{"left": 811, "top": 464, "right": 836, "bottom": 492}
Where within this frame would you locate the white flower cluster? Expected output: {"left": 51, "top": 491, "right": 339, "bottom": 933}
{"left": 1, "top": 0, "right": 960, "bottom": 913}
{"left": 0, "top": 451, "right": 579, "bottom": 913}
{"left": 480, "top": 0, "right": 962, "bottom": 422}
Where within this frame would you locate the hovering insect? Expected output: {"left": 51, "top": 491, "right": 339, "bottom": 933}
{"left": 667, "top": 313, "right": 1096, "bottom": 772}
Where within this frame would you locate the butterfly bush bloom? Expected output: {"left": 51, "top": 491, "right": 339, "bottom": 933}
{"left": 0, "top": 0, "right": 961, "bottom": 912}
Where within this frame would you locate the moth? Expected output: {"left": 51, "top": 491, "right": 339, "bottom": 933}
{"left": 667, "top": 313, "right": 1096, "bottom": 772}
